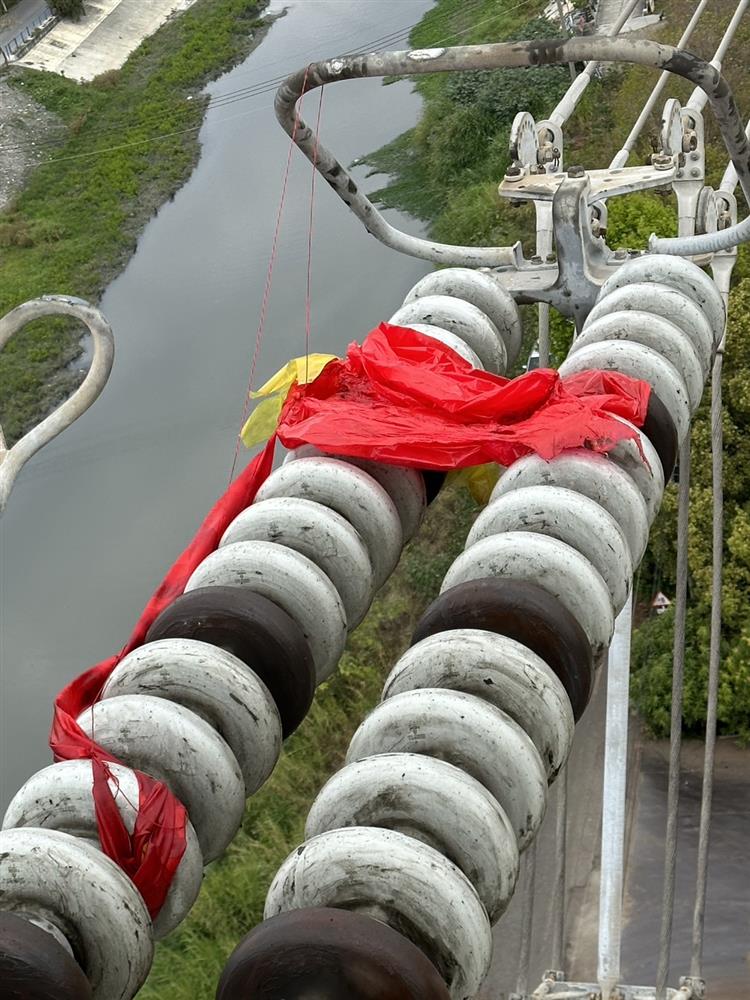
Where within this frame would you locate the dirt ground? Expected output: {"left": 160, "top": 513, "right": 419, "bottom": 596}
{"left": 0, "top": 75, "right": 65, "bottom": 211}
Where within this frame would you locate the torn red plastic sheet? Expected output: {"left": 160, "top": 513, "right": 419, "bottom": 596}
{"left": 47, "top": 322, "right": 649, "bottom": 920}
{"left": 277, "top": 323, "right": 650, "bottom": 466}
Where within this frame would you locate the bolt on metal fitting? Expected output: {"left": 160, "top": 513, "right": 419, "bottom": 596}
{"left": 505, "top": 163, "right": 523, "bottom": 181}
{"left": 651, "top": 153, "right": 673, "bottom": 171}
{"left": 567, "top": 164, "right": 585, "bottom": 178}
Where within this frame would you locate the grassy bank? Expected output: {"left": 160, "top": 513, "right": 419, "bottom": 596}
{"left": 140, "top": 483, "right": 478, "bottom": 999}
{"left": 0, "top": 0, "right": 269, "bottom": 445}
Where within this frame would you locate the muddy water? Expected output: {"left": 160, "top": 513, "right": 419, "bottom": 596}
{"left": 0, "top": 0, "right": 434, "bottom": 805}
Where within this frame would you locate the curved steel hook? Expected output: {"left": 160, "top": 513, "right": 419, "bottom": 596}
{"left": 0, "top": 295, "right": 114, "bottom": 513}
{"left": 275, "top": 37, "right": 750, "bottom": 266}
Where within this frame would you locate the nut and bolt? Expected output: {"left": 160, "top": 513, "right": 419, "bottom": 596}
{"left": 567, "top": 164, "right": 585, "bottom": 178}
{"left": 545, "top": 253, "right": 557, "bottom": 263}
{"left": 505, "top": 164, "right": 523, "bottom": 181}
{"left": 690, "top": 168, "right": 701, "bottom": 177}
{"left": 531, "top": 254, "right": 543, "bottom": 264}
{"left": 652, "top": 153, "right": 673, "bottom": 170}
{"left": 614, "top": 248, "right": 628, "bottom": 260}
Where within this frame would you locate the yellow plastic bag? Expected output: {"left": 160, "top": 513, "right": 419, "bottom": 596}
{"left": 241, "top": 353, "right": 337, "bottom": 448}
{"left": 448, "top": 463, "right": 501, "bottom": 506}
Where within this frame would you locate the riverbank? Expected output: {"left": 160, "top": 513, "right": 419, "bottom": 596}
{"left": 0, "top": 0, "right": 271, "bottom": 446}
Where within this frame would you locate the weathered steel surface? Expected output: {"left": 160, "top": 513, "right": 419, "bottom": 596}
{"left": 467, "top": 485, "right": 633, "bottom": 613}
{"left": 412, "top": 578, "right": 594, "bottom": 721}
{"left": 0, "top": 296, "right": 114, "bottom": 514}
{"left": 185, "top": 540, "right": 347, "bottom": 683}
{"left": 389, "top": 296, "right": 508, "bottom": 374}
{"left": 2, "top": 759, "right": 203, "bottom": 939}
{"left": 305, "top": 752, "right": 519, "bottom": 923}
{"left": 146, "top": 586, "right": 315, "bottom": 737}
{"left": 221, "top": 496, "right": 374, "bottom": 628}
{"left": 255, "top": 458, "right": 403, "bottom": 589}
{"left": 76, "top": 694, "right": 245, "bottom": 862}
{"left": 443, "top": 531, "right": 614, "bottom": 661}
{"left": 0, "top": 827, "right": 153, "bottom": 1000}
{"left": 403, "top": 267, "right": 523, "bottom": 363}
{"left": 0, "top": 911, "right": 93, "bottom": 1000}
{"left": 383, "top": 629, "right": 574, "bottom": 781}
{"left": 492, "top": 450, "right": 651, "bottom": 567}
{"left": 347, "top": 688, "right": 547, "bottom": 850}
{"left": 265, "top": 826, "right": 493, "bottom": 1000}
{"left": 216, "top": 907, "right": 452, "bottom": 1000}
{"left": 103, "top": 638, "right": 282, "bottom": 795}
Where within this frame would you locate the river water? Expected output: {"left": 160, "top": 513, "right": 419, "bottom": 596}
{"left": 0, "top": 0, "right": 434, "bottom": 806}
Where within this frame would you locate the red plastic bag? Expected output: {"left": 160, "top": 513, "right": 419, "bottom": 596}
{"left": 277, "top": 323, "right": 648, "bottom": 468}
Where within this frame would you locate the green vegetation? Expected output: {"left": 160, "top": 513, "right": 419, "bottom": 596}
{"left": 0, "top": 0, "right": 269, "bottom": 445}
{"left": 140, "top": 484, "right": 479, "bottom": 999}
{"left": 49, "top": 0, "right": 85, "bottom": 19}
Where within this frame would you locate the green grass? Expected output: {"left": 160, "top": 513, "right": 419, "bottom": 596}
{"left": 140, "top": 483, "right": 479, "bottom": 999}
{"left": 0, "top": 0, "right": 269, "bottom": 445}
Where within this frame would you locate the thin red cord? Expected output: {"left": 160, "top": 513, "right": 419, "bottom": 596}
{"left": 230, "top": 66, "right": 312, "bottom": 482}
{"left": 305, "top": 86, "right": 325, "bottom": 382}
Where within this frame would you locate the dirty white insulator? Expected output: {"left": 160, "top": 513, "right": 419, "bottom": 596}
{"left": 0, "top": 826, "right": 153, "bottom": 1000}
{"left": 491, "top": 450, "right": 650, "bottom": 568}
{"left": 185, "top": 540, "right": 347, "bottom": 683}
{"left": 2, "top": 759, "right": 203, "bottom": 939}
{"left": 389, "top": 295, "right": 508, "bottom": 375}
{"left": 101, "top": 639, "right": 282, "bottom": 796}
{"left": 347, "top": 688, "right": 547, "bottom": 850}
{"left": 382, "top": 630, "right": 574, "bottom": 782}
{"left": 466, "top": 486, "right": 632, "bottom": 614}
{"left": 265, "top": 825, "right": 492, "bottom": 1000}
{"left": 606, "top": 417, "right": 665, "bottom": 524}
{"left": 282, "top": 446, "right": 425, "bottom": 542}
{"left": 403, "top": 267, "right": 523, "bottom": 364}
{"left": 406, "top": 322, "right": 485, "bottom": 368}
{"left": 254, "top": 458, "right": 403, "bottom": 589}
{"left": 598, "top": 254, "right": 725, "bottom": 347}
{"left": 443, "top": 532, "right": 614, "bottom": 661}
{"left": 571, "top": 310, "right": 704, "bottom": 413}
{"left": 220, "top": 497, "right": 374, "bottom": 629}
{"left": 305, "top": 752, "right": 519, "bottom": 924}
{"left": 76, "top": 694, "right": 245, "bottom": 863}
{"left": 585, "top": 281, "right": 714, "bottom": 378}
{"left": 559, "top": 340, "right": 691, "bottom": 444}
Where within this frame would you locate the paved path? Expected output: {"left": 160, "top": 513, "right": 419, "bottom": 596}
{"left": 478, "top": 675, "right": 750, "bottom": 998}
{"left": 595, "top": 0, "right": 661, "bottom": 35}
{"left": 0, "top": 0, "right": 49, "bottom": 50}
{"left": 620, "top": 738, "right": 750, "bottom": 998}
{"left": 16, "top": 0, "right": 197, "bottom": 80}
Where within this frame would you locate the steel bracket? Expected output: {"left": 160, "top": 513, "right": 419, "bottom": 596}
{"left": 498, "top": 162, "right": 678, "bottom": 204}
{"left": 673, "top": 105, "right": 706, "bottom": 237}
{"left": 509, "top": 978, "right": 702, "bottom": 1000}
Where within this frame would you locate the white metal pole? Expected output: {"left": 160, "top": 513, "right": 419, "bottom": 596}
{"left": 597, "top": 596, "right": 633, "bottom": 999}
